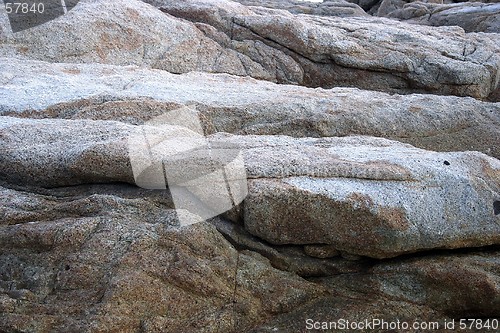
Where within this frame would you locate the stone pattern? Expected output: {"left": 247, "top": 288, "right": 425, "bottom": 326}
{"left": 1, "top": 0, "right": 499, "bottom": 332}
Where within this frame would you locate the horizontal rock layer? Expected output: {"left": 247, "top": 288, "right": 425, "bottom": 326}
{"left": 1, "top": 58, "right": 499, "bottom": 159}
{"left": 1, "top": 0, "right": 498, "bottom": 99}
{"left": 1, "top": 116, "right": 499, "bottom": 259}
{"left": 379, "top": 1, "right": 500, "bottom": 33}
{"left": 0, "top": 0, "right": 279, "bottom": 81}
{"left": 2, "top": 181, "right": 499, "bottom": 332}
{"left": 146, "top": 0, "right": 500, "bottom": 99}
{"left": 233, "top": 0, "right": 369, "bottom": 17}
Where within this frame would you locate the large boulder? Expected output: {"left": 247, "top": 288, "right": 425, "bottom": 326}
{"left": 0, "top": 0, "right": 276, "bottom": 81}
{"left": 146, "top": 0, "right": 500, "bottom": 99}
{"left": 0, "top": 116, "right": 135, "bottom": 186}
{"left": 222, "top": 134, "right": 500, "bottom": 259}
{"left": 1, "top": 58, "right": 499, "bottom": 159}
{"left": 1, "top": 116, "right": 499, "bottom": 259}
{"left": 2, "top": 0, "right": 498, "bottom": 98}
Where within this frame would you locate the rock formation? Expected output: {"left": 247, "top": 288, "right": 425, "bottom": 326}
{"left": 378, "top": 1, "right": 500, "bottom": 33}
{"left": 146, "top": 0, "right": 500, "bottom": 99}
{"left": 1, "top": 0, "right": 499, "bottom": 332}
{"left": 2, "top": 58, "right": 499, "bottom": 158}
{"left": 234, "top": 0, "right": 369, "bottom": 17}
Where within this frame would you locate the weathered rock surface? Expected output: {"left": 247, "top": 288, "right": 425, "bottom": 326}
{"left": 219, "top": 134, "right": 500, "bottom": 258}
{"left": 2, "top": 58, "right": 499, "bottom": 159}
{"left": 1, "top": 0, "right": 500, "bottom": 331}
{"left": 233, "top": 0, "right": 368, "bottom": 17}
{"left": 0, "top": 116, "right": 135, "bottom": 186}
{"left": 0, "top": 184, "right": 323, "bottom": 333}
{"left": 251, "top": 249, "right": 500, "bottom": 332}
{"left": 0, "top": 0, "right": 277, "bottom": 81}
{"left": 379, "top": 1, "right": 500, "bottom": 33}
{"left": 1, "top": 115, "right": 499, "bottom": 258}
{"left": 347, "top": 0, "right": 499, "bottom": 16}
{"left": 146, "top": 0, "right": 500, "bottom": 99}
{"left": 212, "top": 218, "right": 364, "bottom": 277}
{"left": 3, "top": 179, "right": 499, "bottom": 332}
{"left": 2, "top": 0, "right": 499, "bottom": 98}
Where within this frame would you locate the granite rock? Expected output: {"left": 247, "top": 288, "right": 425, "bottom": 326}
{"left": 0, "top": 0, "right": 275, "bottom": 80}
{"left": 146, "top": 0, "right": 500, "bottom": 99}
{"left": 0, "top": 184, "right": 322, "bottom": 332}
{"left": 1, "top": 0, "right": 500, "bottom": 331}
{"left": 250, "top": 250, "right": 500, "bottom": 332}
{"left": 379, "top": 1, "right": 500, "bottom": 33}
{"left": 232, "top": 0, "right": 368, "bottom": 17}
{"left": 217, "top": 134, "right": 500, "bottom": 258}
{"left": 3, "top": 0, "right": 497, "bottom": 98}
{"left": 1, "top": 58, "right": 499, "bottom": 159}
{"left": 2, "top": 115, "right": 499, "bottom": 259}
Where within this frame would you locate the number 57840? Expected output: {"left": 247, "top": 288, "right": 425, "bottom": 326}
{"left": 5, "top": 2, "right": 45, "bottom": 14}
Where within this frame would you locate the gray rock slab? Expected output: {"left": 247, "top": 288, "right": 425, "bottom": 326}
{"left": 1, "top": 58, "right": 498, "bottom": 159}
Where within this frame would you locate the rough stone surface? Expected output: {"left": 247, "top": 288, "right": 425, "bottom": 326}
{"left": 0, "top": 0, "right": 276, "bottom": 81}
{"left": 380, "top": 1, "right": 500, "bottom": 33}
{"left": 3, "top": 0, "right": 497, "bottom": 98}
{"left": 1, "top": 0, "right": 500, "bottom": 331}
{"left": 233, "top": 0, "right": 368, "bottom": 17}
{"left": 1, "top": 116, "right": 499, "bottom": 258}
{"left": 0, "top": 116, "right": 135, "bottom": 187}
{"left": 0, "top": 184, "right": 322, "bottom": 333}
{"left": 212, "top": 218, "right": 363, "bottom": 277}
{"left": 250, "top": 250, "right": 500, "bottom": 332}
{"left": 145, "top": 0, "right": 500, "bottom": 99}
{"left": 304, "top": 244, "right": 340, "bottom": 259}
{"left": 2, "top": 58, "right": 499, "bottom": 159}
{"left": 217, "top": 134, "right": 500, "bottom": 258}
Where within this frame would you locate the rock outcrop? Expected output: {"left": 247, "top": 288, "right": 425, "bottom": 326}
{"left": 0, "top": 184, "right": 323, "bottom": 332}
{"left": 146, "top": 0, "right": 500, "bottom": 100}
{"left": 1, "top": 0, "right": 499, "bottom": 99}
{"left": 233, "top": 0, "right": 368, "bottom": 17}
{"left": 0, "top": 0, "right": 278, "bottom": 81}
{"left": 230, "top": 134, "right": 500, "bottom": 258}
{"left": 250, "top": 250, "right": 500, "bottom": 331}
{"left": 2, "top": 112, "right": 499, "bottom": 258}
{"left": 1, "top": 58, "right": 499, "bottom": 159}
{"left": 378, "top": 1, "right": 500, "bottom": 33}
{"left": 1, "top": 0, "right": 500, "bottom": 332}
